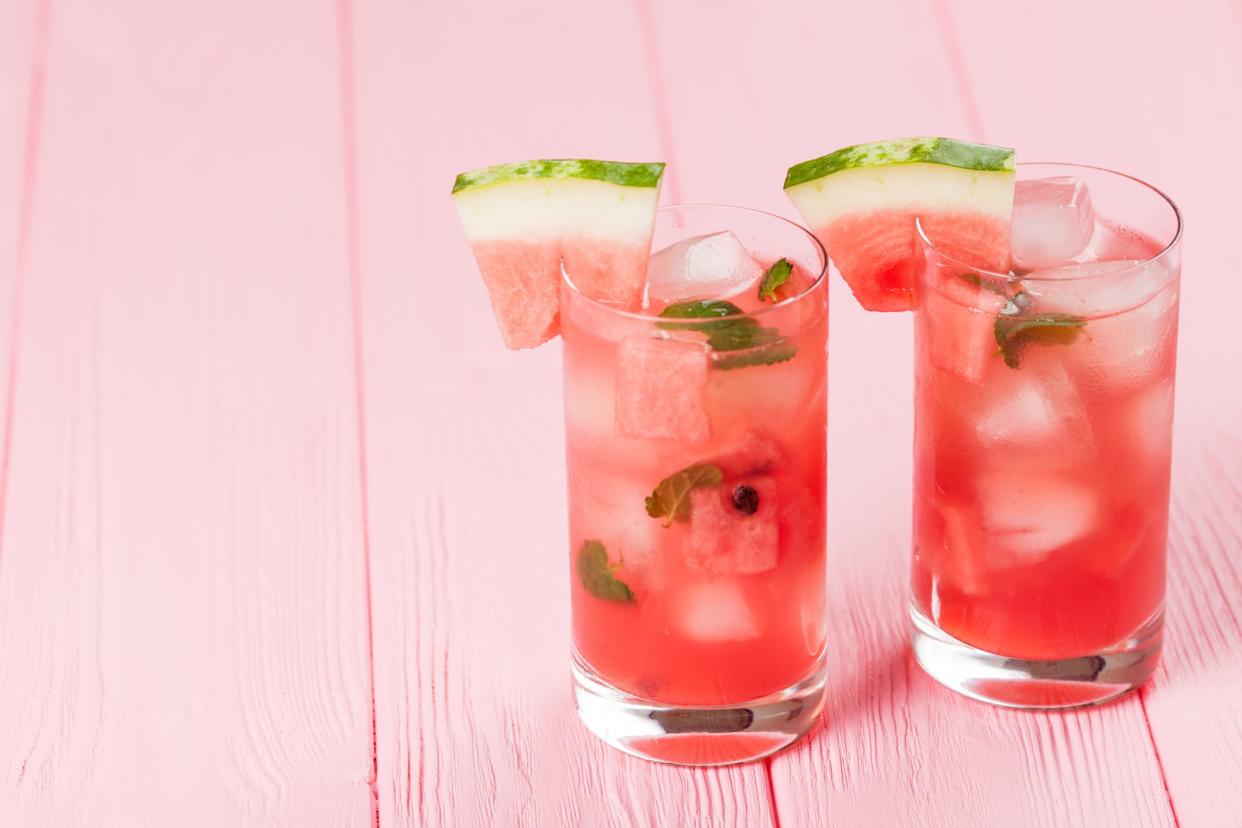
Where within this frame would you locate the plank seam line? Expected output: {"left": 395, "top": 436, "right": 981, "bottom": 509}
{"left": 335, "top": 0, "right": 381, "bottom": 823}
{"left": 631, "top": 0, "right": 682, "bottom": 203}
{"left": 1138, "top": 687, "right": 1182, "bottom": 828}
{"left": 0, "top": 0, "right": 52, "bottom": 574}
{"left": 928, "top": 0, "right": 986, "bottom": 143}
{"left": 763, "top": 757, "right": 782, "bottom": 828}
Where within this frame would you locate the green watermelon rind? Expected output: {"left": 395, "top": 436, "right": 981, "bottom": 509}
{"left": 452, "top": 158, "right": 666, "bottom": 194}
{"left": 783, "top": 137, "right": 1014, "bottom": 190}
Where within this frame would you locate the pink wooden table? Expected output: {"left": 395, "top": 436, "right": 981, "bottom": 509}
{"left": 2, "top": 0, "right": 1240, "bottom": 825}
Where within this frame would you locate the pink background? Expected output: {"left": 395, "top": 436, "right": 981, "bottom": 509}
{"left": 2, "top": 0, "right": 1240, "bottom": 825}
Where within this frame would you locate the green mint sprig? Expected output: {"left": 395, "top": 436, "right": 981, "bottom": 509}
{"left": 644, "top": 463, "right": 724, "bottom": 527}
{"left": 758, "top": 258, "right": 793, "bottom": 303}
{"left": 993, "top": 289, "right": 1085, "bottom": 368}
{"left": 714, "top": 345, "right": 798, "bottom": 370}
{"left": 657, "top": 300, "right": 796, "bottom": 365}
{"left": 576, "top": 540, "right": 635, "bottom": 603}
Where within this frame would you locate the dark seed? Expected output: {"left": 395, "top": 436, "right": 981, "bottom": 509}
{"left": 731, "top": 484, "right": 759, "bottom": 515}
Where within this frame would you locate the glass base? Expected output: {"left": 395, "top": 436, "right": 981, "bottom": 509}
{"left": 910, "top": 602, "right": 1162, "bottom": 709}
{"left": 572, "top": 651, "right": 827, "bottom": 766}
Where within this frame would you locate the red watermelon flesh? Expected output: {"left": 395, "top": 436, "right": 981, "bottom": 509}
{"left": 452, "top": 159, "right": 665, "bottom": 349}
{"left": 467, "top": 240, "right": 562, "bottom": 349}
{"left": 783, "top": 138, "right": 1016, "bottom": 313}
{"left": 614, "top": 336, "right": 711, "bottom": 443}
{"left": 686, "top": 477, "right": 779, "bottom": 575}
{"left": 469, "top": 236, "right": 652, "bottom": 349}
{"left": 817, "top": 209, "right": 1011, "bottom": 312}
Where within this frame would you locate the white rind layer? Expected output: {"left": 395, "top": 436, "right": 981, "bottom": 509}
{"left": 452, "top": 177, "right": 660, "bottom": 244}
{"left": 785, "top": 162, "right": 1014, "bottom": 228}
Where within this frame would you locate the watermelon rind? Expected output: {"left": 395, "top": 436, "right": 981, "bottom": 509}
{"left": 783, "top": 137, "right": 1013, "bottom": 190}
{"left": 453, "top": 159, "right": 665, "bottom": 194}
{"left": 452, "top": 158, "right": 665, "bottom": 348}
{"left": 783, "top": 137, "right": 1015, "bottom": 311}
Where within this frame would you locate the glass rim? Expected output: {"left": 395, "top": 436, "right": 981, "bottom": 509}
{"left": 560, "top": 202, "right": 829, "bottom": 322}
{"left": 915, "top": 161, "right": 1183, "bottom": 283}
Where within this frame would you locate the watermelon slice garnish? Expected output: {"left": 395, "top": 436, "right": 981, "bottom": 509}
{"left": 783, "top": 138, "right": 1015, "bottom": 311}
{"left": 452, "top": 158, "right": 665, "bottom": 349}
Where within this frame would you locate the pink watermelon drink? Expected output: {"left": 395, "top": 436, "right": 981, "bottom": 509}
{"left": 454, "top": 162, "right": 830, "bottom": 764}
{"left": 563, "top": 205, "right": 828, "bottom": 764}
{"left": 785, "top": 143, "right": 1182, "bottom": 708}
{"left": 911, "top": 164, "right": 1181, "bottom": 703}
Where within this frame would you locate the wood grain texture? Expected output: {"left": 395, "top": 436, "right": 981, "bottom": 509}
{"left": 644, "top": 0, "right": 1177, "bottom": 825}
{"left": 950, "top": 0, "right": 1242, "bottom": 823}
{"left": 0, "top": 0, "right": 374, "bottom": 823}
{"left": 349, "top": 0, "right": 774, "bottom": 824}
{"left": 0, "top": 0, "right": 45, "bottom": 542}
{"left": 0, "top": 0, "right": 1237, "bottom": 824}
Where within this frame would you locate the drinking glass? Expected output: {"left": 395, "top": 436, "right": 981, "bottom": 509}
{"left": 909, "top": 164, "right": 1182, "bottom": 708}
{"left": 563, "top": 205, "right": 830, "bottom": 763}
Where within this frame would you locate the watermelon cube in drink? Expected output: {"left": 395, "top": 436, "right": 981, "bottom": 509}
{"left": 784, "top": 140, "right": 1182, "bottom": 708}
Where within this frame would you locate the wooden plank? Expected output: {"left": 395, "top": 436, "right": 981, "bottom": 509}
{"left": 0, "top": 0, "right": 44, "bottom": 541}
{"left": 644, "top": 0, "right": 1176, "bottom": 825}
{"left": 0, "top": 0, "right": 40, "bottom": 285}
{"left": 950, "top": 0, "right": 1242, "bottom": 823}
{"left": 0, "top": 0, "right": 374, "bottom": 823}
{"left": 348, "top": 0, "right": 776, "bottom": 823}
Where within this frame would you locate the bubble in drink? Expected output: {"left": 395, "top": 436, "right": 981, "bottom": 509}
{"left": 645, "top": 231, "right": 764, "bottom": 305}
{"left": 1011, "top": 177, "right": 1095, "bottom": 270}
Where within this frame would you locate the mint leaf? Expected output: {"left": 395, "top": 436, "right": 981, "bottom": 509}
{"left": 645, "top": 463, "right": 724, "bottom": 527}
{"left": 658, "top": 300, "right": 789, "bottom": 357}
{"left": 657, "top": 300, "right": 745, "bottom": 325}
{"left": 714, "top": 344, "right": 798, "bottom": 370}
{"left": 758, "top": 258, "right": 793, "bottom": 302}
{"left": 576, "top": 540, "right": 635, "bottom": 603}
{"left": 994, "top": 312, "right": 1086, "bottom": 368}
{"left": 705, "top": 320, "right": 784, "bottom": 352}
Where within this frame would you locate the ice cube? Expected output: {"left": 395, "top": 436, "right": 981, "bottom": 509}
{"left": 615, "top": 336, "right": 711, "bottom": 442}
{"left": 1119, "top": 381, "right": 1175, "bottom": 464}
{"left": 1091, "top": 220, "right": 1166, "bottom": 261}
{"left": 564, "top": 347, "right": 616, "bottom": 442}
{"left": 686, "top": 476, "right": 779, "bottom": 575}
{"left": 705, "top": 350, "right": 825, "bottom": 434}
{"left": 578, "top": 472, "right": 662, "bottom": 572}
{"left": 1024, "top": 259, "right": 1168, "bottom": 316}
{"left": 924, "top": 498, "right": 988, "bottom": 595}
{"left": 974, "top": 362, "right": 1086, "bottom": 448}
{"left": 1025, "top": 261, "right": 1178, "bottom": 391}
{"left": 977, "top": 472, "right": 1099, "bottom": 563}
{"left": 1011, "top": 177, "right": 1096, "bottom": 270}
{"left": 709, "top": 427, "right": 785, "bottom": 478}
{"left": 1089, "top": 290, "right": 1178, "bottom": 392}
{"left": 675, "top": 580, "right": 762, "bottom": 642}
{"left": 645, "top": 232, "right": 764, "bottom": 305}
